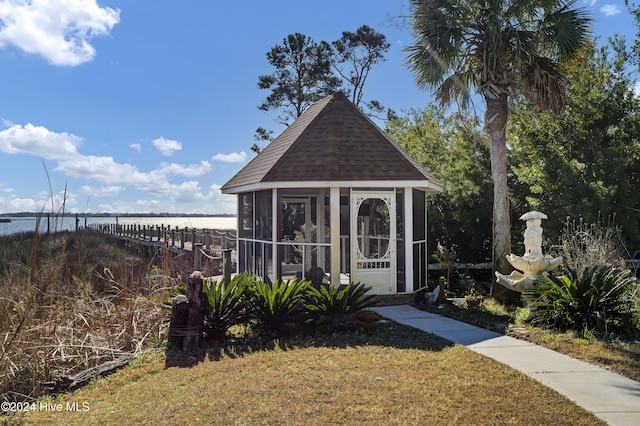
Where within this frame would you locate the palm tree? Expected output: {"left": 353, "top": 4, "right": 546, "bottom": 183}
{"left": 405, "top": 0, "right": 591, "bottom": 281}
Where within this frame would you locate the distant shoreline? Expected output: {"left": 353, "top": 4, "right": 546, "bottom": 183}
{"left": 0, "top": 212, "right": 236, "bottom": 218}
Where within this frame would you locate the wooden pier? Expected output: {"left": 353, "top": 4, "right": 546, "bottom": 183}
{"left": 89, "top": 223, "right": 236, "bottom": 271}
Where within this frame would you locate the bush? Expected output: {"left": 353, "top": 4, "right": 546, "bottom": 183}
{"left": 203, "top": 273, "right": 253, "bottom": 341}
{"left": 557, "top": 217, "right": 628, "bottom": 276}
{"left": 523, "top": 266, "right": 638, "bottom": 336}
{"left": 248, "top": 278, "right": 310, "bottom": 336}
{"left": 305, "top": 283, "right": 378, "bottom": 332}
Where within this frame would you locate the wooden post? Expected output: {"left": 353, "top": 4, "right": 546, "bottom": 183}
{"left": 204, "top": 232, "right": 210, "bottom": 251}
{"left": 194, "top": 243, "right": 203, "bottom": 271}
{"left": 223, "top": 249, "right": 232, "bottom": 286}
{"left": 183, "top": 272, "right": 204, "bottom": 350}
{"left": 168, "top": 295, "right": 189, "bottom": 350}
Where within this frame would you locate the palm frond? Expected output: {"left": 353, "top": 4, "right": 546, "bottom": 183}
{"left": 405, "top": 0, "right": 591, "bottom": 112}
{"left": 524, "top": 56, "right": 566, "bottom": 111}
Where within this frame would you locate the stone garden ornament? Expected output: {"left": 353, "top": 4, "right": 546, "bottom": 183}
{"left": 495, "top": 211, "right": 563, "bottom": 292}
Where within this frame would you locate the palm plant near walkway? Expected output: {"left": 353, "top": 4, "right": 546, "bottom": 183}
{"left": 523, "top": 266, "right": 638, "bottom": 336}
{"left": 405, "top": 0, "right": 591, "bottom": 282}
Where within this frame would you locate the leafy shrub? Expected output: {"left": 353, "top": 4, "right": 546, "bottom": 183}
{"left": 203, "top": 273, "right": 253, "bottom": 341}
{"left": 523, "top": 266, "right": 638, "bottom": 336}
{"left": 305, "top": 283, "right": 378, "bottom": 332}
{"left": 248, "top": 278, "right": 310, "bottom": 336}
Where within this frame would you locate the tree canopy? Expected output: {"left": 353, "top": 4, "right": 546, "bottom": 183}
{"left": 509, "top": 38, "right": 640, "bottom": 253}
{"left": 387, "top": 107, "right": 493, "bottom": 262}
{"left": 254, "top": 26, "right": 391, "bottom": 152}
{"left": 404, "top": 0, "right": 592, "bottom": 283}
{"left": 257, "top": 33, "right": 340, "bottom": 126}
{"left": 388, "top": 37, "right": 640, "bottom": 269}
{"left": 332, "top": 25, "right": 391, "bottom": 110}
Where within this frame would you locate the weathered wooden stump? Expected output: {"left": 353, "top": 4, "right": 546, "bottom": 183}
{"left": 168, "top": 294, "right": 189, "bottom": 350}
{"left": 183, "top": 271, "right": 204, "bottom": 350}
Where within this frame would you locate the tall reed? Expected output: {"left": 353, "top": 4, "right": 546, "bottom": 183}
{"left": 0, "top": 230, "right": 171, "bottom": 403}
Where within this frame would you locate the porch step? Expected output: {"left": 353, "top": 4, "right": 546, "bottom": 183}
{"left": 373, "top": 294, "right": 416, "bottom": 306}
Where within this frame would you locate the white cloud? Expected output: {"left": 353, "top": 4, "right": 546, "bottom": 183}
{"left": 55, "top": 155, "right": 173, "bottom": 193}
{"left": 2, "top": 189, "right": 79, "bottom": 214}
{"left": 211, "top": 151, "right": 247, "bottom": 163}
{"left": 152, "top": 136, "right": 182, "bottom": 156}
{"left": 130, "top": 143, "right": 141, "bottom": 153}
{"left": 600, "top": 4, "right": 621, "bottom": 16}
{"left": 0, "top": 0, "right": 120, "bottom": 66}
{"left": 0, "top": 122, "right": 234, "bottom": 214}
{"left": 158, "top": 161, "right": 212, "bottom": 177}
{"left": 0, "top": 182, "right": 13, "bottom": 193}
{"left": 170, "top": 181, "right": 205, "bottom": 203}
{"left": 80, "top": 185, "right": 123, "bottom": 197}
{"left": 1, "top": 196, "right": 40, "bottom": 212}
{"left": 0, "top": 123, "right": 82, "bottom": 160}
{"left": 206, "top": 183, "right": 236, "bottom": 212}
{"left": 98, "top": 198, "right": 163, "bottom": 214}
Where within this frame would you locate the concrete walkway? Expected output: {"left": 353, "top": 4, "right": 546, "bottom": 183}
{"left": 370, "top": 304, "right": 640, "bottom": 426}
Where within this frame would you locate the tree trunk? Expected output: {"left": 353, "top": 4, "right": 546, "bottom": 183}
{"left": 485, "top": 94, "right": 512, "bottom": 275}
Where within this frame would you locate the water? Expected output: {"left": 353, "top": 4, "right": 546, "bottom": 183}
{"left": 0, "top": 216, "right": 237, "bottom": 236}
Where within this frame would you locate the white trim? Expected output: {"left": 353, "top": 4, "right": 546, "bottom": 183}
{"left": 404, "top": 187, "right": 414, "bottom": 293}
{"left": 318, "top": 189, "right": 326, "bottom": 270}
{"left": 330, "top": 187, "right": 340, "bottom": 287}
{"left": 272, "top": 188, "right": 278, "bottom": 282}
{"left": 222, "top": 180, "right": 444, "bottom": 194}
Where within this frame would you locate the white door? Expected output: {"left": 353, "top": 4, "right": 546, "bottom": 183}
{"left": 350, "top": 191, "right": 396, "bottom": 294}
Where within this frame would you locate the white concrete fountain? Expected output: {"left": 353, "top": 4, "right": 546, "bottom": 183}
{"left": 495, "top": 211, "right": 563, "bottom": 292}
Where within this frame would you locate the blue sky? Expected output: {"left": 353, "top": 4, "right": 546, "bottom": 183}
{"left": 0, "top": 0, "right": 636, "bottom": 215}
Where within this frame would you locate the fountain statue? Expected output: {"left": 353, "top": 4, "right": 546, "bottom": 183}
{"left": 495, "top": 211, "right": 563, "bottom": 292}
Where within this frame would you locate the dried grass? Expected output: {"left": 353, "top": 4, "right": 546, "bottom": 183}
{"left": 0, "top": 230, "right": 171, "bottom": 404}
{"left": 555, "top": 215, "right": 628, "bottom": 275}
{"left": 17, "top": 323, "right": 605, "bottom": 426}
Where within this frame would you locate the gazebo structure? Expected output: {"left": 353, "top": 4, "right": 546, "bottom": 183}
{"left": 221, "top": 93, "right": 443, "bottom": 295}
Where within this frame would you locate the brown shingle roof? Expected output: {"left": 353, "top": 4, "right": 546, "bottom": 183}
{"left": 221, "top": 92, "right": 442, "bottom": 192}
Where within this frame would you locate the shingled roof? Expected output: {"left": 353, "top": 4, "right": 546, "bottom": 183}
{"left": 221, "top": 92, "right": 442, "bottom": 193}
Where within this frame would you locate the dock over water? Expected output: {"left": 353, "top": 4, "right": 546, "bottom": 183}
{"left": 90, "top": 223, "right": 237, "bottom": 271}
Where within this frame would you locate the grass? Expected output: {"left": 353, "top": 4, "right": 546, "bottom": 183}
{"left": 0, "top": 230, "right": 177, "bottom": 402}
{"left": 9, "top": 322, "right": 604, "bottom": 426}
{"left": 420, "top": 297, "right": 640, "bottom": 383}
{"left": 0, "top": 230, "right": 632, "bottom": 424}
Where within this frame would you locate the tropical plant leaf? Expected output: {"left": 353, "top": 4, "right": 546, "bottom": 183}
{"left": 523, "top": 266, "right": 638, "bottom": 336}
{"left": 203, "top": 273, "right": 252, "bottom": 341}
{"left": 248, "top": 278, "right": 311, "bottom": 336}
{"left": 305, "top": 283, "right": 378, "bottom": 332}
